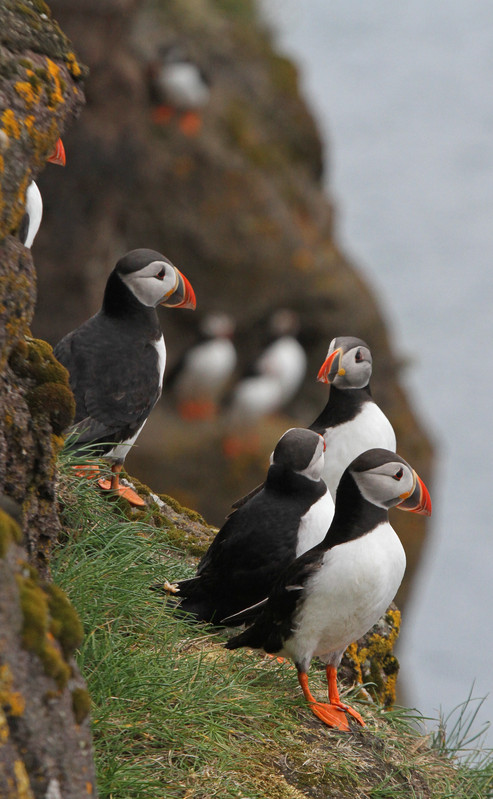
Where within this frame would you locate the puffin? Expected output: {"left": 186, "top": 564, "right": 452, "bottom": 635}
{"left": 54, "top": 248, "right": 196, "bottom": 506}
{"left": 19, "top": 138, "right": 66, "bottom": 248}
{"left": 159, "top": 428, "right": 334, "bottom": 622}
{"left": 309, "top": 336, "right": 396, "bottom": 499}
{"left": 223, "top": 309, "right": 307, "bottom": 457}
{"left": 167, "top": 312, "right": 237, "bottom": 420}
{"left": 225, "top": 448, "right": 431, "bottom": 731}
{"left": 148, "top": 43, "right": 211, "bottom": 135}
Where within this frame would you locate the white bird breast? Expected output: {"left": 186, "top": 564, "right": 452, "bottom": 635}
{"left": 287, "top": 521, "right": 406, "bottom": 665}
{"left": 176, "top": 338, "right": 236, "bottom": 398}
{"left": 256, "top": 337, "right": 307, "bottom": 402}
{"left": 322, "top": 402, "right": 396, "bottom": 499}
{"left": 295, "top": 491, "right": 335, "bottom": 557}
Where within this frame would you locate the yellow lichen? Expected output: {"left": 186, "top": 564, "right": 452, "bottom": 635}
{"left": 46, "top": 58, "right": 65, "bottom": 108}
{"left": 0, "top": 707, "right": 9, "bottom": 743}
{"left": 1, "top": 109, "right": 21, "bottom": 139}
{"left": 14, "top": 68, "right": 43, "bottom": 108}
{"left": 0, "top": 508, "right": 22, "bottom": 558}
{"left": 0, "top": 663, "right": 25, "bottom": 718}
{"left": 13, "top": 759, "right": 34, "bottom": 799}
{"left": 65, "top": 51, "right": 82, "bottom": 78}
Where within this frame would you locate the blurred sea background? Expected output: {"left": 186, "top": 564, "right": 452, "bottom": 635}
{"left": 261, "top": 0, "right": 493, "bottom": 742}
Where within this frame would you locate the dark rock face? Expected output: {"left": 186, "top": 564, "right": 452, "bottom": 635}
{"left": 0, "top": 3, "right": 97, "bottom": 796}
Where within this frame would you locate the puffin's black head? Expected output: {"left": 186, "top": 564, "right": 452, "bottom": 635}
{"left": 345, "top": 448, "right": 432, "bottom": 515}
{"left": 317, "top": 336, "right": 372, "bottom": 389}
{"left": 113, "top": 249, "right": 196, "bottom": 310}
{"left": 271, "top": 428, "right": 325, "bottom": 481}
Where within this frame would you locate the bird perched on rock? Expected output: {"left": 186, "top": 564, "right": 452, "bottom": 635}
{"left": 225, "top": 448, "right": 431, "bottom": 731}
{"left": 310, "top": 336, "right": 396, "bottom": 498}
{"left": 147, "top": 43, "right": 211, "bottom": 135}
{"left": 223, "top": 309, "right": 307, "bottom": 457}
{"left": 159, "top": 428, "right": 333, "bottom": 622}
{"left": 19, "top": 138, "right": 66, "bottom": 249}
{"left": 54, "top": 248, "right": 196, "bottom": 506}
{"left": 167, "top": 312, "right": 237, "bottom": 420}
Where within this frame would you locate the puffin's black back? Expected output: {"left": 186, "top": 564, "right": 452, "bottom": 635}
{"left": 176, "top": 465, "right": 327, "bottom": 623}
{"left": 54, "top": 267, "right": 163, "bottom": 453}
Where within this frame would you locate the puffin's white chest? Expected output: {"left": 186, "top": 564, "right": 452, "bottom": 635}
{"left": 176, "top": 338, "right": 236, "bottom": 399}
{"left": 159, "top": 63, "right": 209, "bottom": 109}
{"left": 286, "top": 522, "right": 406, "bottom": 666}
{"left": 153, "top": 334, "right": 167, "bottom": 388}
{"left": 322, "top": 402, "right": 396, "bottom": 499}
{"left": 295, "top": 490, "right": 335, "bottom": 557}
{"left": 23, "top": 181, "right": 43, "bottom": 249}
{"left": 257, "top": 337, "right": 307, "bottom": 403}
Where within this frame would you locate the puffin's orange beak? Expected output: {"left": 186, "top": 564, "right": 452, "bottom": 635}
{"left": 397, "top": 472, "right": 432, "bottom": 516}
{"left": 317, "top": 347, "right": 344, "bottom": 384}
{"left": 47, "top": 138, "right": 66, "bottom": 166}
{"left": 161, "top": 267, "right": 196, "bottom": 309}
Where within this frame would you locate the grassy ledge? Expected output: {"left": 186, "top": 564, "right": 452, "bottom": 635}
{"left": 52, "top": 452, "right": 493, "bottom": 798}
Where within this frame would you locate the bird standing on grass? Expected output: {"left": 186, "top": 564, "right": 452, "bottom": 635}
{"left": 54, "top": 248, "right": 196, "bottom": 506}
{"left": 310, "top": 336, "right": 396, "bottom": 498}
{"left": 159, "top": 428, "right": 333, "bottom": 622}
{"left": 225, "top": 448, "right": 431, "bottom": 731}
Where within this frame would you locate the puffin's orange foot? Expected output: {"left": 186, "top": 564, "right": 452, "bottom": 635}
{"left": 97, "top": 478, "right": 146, "bottom": 507}
{"left": 308, "top": 701, "right": 350, "bottom": 731}
{"left": 151, "top": 104, "right": 174, "bottom": 124}
{"left": 178, "top": 399, "right": 217, "bottom": 420}
{"left": 179, "top": 111, "right": 202, "bottom": 136}
{"left": 334, "top": 701, "right": 366, "bottom": 727}
{"left": 72, "top": 464, "right": 101, "bottom": 480}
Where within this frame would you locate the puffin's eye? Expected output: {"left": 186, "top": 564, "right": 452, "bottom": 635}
{"left": 156, "top": 267, "right": 166, "bottom": 280}
{"left": 392, "top": 467, "right": 404, "bottom": 481}
{"left": 355, "top": 349, "right": 363, "bottom": 362}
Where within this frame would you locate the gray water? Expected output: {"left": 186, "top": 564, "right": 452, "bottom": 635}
{"left": 262, "top": 0, "right": 493, "bottom": 745}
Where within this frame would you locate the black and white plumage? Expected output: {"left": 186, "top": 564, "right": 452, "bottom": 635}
{"left": 54, "top": 248, "right": 196, "bottom": 505}
{"left": 309, "top": 336, "right": 396, "bottom": 499}
{"left": 19, "top": 138, "right": 66, "bottom": 249}
{"left": 223, "top": 310, "right": 307, "bottom": 455}
{"left": 168, "top": 313, "right": 237, "bottom": 420}
{"left": 163, "top": 428, "right": 334, "bottom": 623}
{"left": 225, "top": 448, "right": 431, "bottom": 731}
{"left": 148, "top": 44, "right": 211, "bottom": 132}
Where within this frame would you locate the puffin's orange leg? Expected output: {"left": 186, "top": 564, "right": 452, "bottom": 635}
{"left": 178, "top": 398, "right": 217, "bottom": 420}
{"left": 326, "top": 665, "right": 366, "bottom": 727}
{"left": 98, "top": 464, "right": 146, "bottom": 507}
{"left": 151, "top": 104, "right": 174, "bottom": 124}
{"left": 72, "top": 463, "right": 101, "bottom": 480}
{"left": 178, "top": 111, "right": 202, "bottom": 136}
{"left": 297, "top": 671, "right": 349, "bottom": 731}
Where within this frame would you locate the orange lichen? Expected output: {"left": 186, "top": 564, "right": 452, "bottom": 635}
{"left": 14, "top": 69, "right": 43, "bottom": 108}
{"left": 0, "top": 664, "right": 25, "bottom": 718}
{"left": 46, "top": 58, "right": 65, "bottom": 108}
{"left": 65, "top": 51, "right": 82, "bottom": 78}
{"left": 1, "top": 109, "right": 21, "bottom": 139}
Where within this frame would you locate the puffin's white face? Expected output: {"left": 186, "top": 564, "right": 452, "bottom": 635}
{"left": 352, "top": 460, "right": 416, "bottom": 509}
{"left": 318, "top": 338, "right": 372, "bottom": 389}
{"left": 120, "top": 260, "right": 182, "bottom": 308}
{"left": 298, "top": 435, "right": 326, "bottom": 481}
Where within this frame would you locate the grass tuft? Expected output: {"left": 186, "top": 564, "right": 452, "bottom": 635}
{"left": 52, "top": 450, "right": 493, "bottom": 798}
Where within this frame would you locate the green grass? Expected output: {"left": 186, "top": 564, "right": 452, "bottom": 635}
{"left": 52, "top": 452, "right": 493, "bottom": 798}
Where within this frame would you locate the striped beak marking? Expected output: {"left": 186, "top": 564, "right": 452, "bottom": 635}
{"left": 397, "top": 471, "right": 432, "bottom": 516}
{"left": 317, "top": 347, "right": 345, "bottom": 384}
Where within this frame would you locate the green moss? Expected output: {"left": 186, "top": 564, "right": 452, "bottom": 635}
{"left": 71, "top": 687, "right": 91, "bottom": 724}
{"left": 9, "top": 337, "right": 69, "bottom": 385}
{"left": 0, "top": 507, "right": 22, "bottom": 558}
{"left": 16, "top": 574, "right": 82, "bottom": 690}
{"left": 45, "top": 582, "right": 83, "bottom": 658}
{"left": 159, "top": 493, "right": 209, "bottom": 526}
{"left": 25, "top": 382, "right": 75, "bottom": 434}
